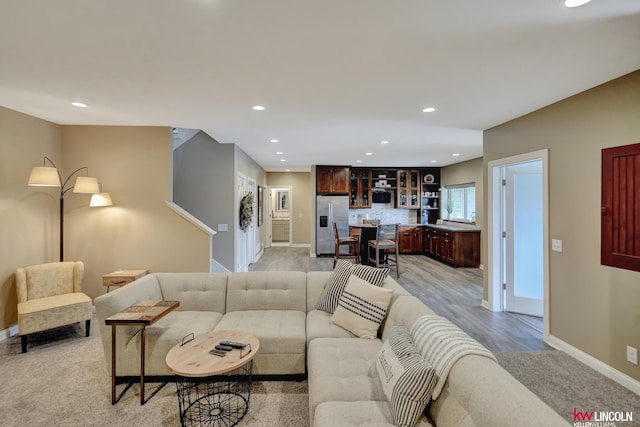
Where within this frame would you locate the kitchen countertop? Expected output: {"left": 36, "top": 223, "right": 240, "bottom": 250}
{"left": 349, "top": 222, "right": 479, "bottom": 232}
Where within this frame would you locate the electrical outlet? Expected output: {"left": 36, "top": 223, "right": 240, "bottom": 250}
{"left": 551, "top": 239, "right": 563, "bottom": 252}
{"left": 627, "top": 346, "right": 638, "bottom": 365}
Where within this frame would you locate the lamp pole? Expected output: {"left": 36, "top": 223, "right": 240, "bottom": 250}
{"left": 29, "top": 157, "right": 98, "bottom": 262}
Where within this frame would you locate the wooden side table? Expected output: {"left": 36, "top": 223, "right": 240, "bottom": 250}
{"left": 105, "top": 299, "right": 180, "bottom": 405}
{"left": 103, "top": 269, "right": 149, "bottom": 292}
{"left": 166, "top": 330, "right": 260, "bottom": 426}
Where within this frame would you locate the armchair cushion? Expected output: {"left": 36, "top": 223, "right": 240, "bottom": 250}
{"left": 18, "top": 293, "right": 92, "bottom": 335}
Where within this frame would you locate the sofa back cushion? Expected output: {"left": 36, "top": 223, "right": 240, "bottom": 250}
{"left": 226, "top": 271, "right": 307, "bottom": 312}
{"left": 157, "top": 273, "right": 228, "bottom": 312}
{"left": 307, "top": 271, "right": 333, "bottom": 311}
{"left": 381, "top": 295, "right": 436, "bottom": 342}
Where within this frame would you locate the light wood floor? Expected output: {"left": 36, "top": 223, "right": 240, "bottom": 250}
{"left": 250, "top": 247, "right": 552, "bottom": 353}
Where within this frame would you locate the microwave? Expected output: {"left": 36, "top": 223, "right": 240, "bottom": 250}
{"left": 372, "top": 191, "right": 392, "bottom": 204}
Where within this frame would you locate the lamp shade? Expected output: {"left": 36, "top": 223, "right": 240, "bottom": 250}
{"left": 73, "top": 176, "right": 100, "bottom": 193}
{"left": 28, "top": 166, "right": 61, "bottom": 186}
{"left": 90, "top": 192, "right": 113, "bottom": 207}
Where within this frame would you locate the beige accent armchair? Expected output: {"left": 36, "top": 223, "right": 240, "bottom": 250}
{"left": 16, "top": 261, "right": 93, "bottom": 353}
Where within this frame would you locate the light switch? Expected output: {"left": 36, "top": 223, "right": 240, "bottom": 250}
{"left": 551, "top": 239, "right": 562, "bottom": 252}
{"left": 218, "top": 224, "right": 228, "bottom": 232}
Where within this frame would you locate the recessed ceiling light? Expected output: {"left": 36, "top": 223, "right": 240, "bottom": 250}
{"left": 380, "top": 140, "right": 389, "bottom": 144}
{"left": 285, "top": 169, "right": 291, "bottom": 172}
{"left": 252, "top": 105, "right": 265, "bottom": 111}
{"left": 452, "top": 153, "right": 460, "bottom": 157}
{"left": 422, "top": 107, "right": 436, "bottom": 113}
{"left": 430, "top": 160, "right": 437, "bottom": 163}
{"left": 356, "top": 160, "right": 362, "bottom": 163}
{"left": 72, "top": 102, "right": 87, "bottom": 108}
{"left": 365, "top": 152, "right": 372, "bottom": 156}
{"left": 276, "top": 151, "right": 283, "bottom": 155}
{"left": 280, "top": 158, "right": 286, "bottom": 162}
{"left": 564, "top": 0, "right": 591, "bottom": 7}
{"left": 270, "top": 139, "right": 279, "bottom": 143}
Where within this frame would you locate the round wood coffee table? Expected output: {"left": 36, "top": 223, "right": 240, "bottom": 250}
{"left": 166, "top": 330, "right": 260, "bottom": 427}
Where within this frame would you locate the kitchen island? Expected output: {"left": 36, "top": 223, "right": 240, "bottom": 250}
{"left": 423, "top": 222, "right": 481, "bottom": 267}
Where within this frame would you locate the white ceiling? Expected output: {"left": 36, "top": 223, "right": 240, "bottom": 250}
{"left": 1, "top": 1, "right": 639, "bottom": 171}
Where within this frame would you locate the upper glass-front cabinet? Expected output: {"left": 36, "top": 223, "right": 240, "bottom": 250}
{"left": 349, "top": 169, "right": 371, "bottom": 208}
{"left": 397, "top": 170, "right": 419, "bottom": 208}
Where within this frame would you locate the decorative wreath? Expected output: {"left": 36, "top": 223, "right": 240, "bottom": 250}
{"left": 239, "top": 192, "right": 254, "bottom": 231}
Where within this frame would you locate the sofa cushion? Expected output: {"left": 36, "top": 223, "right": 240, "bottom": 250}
{"left": 156, "top": 273, "right": 228, "bottom": 312}
{"left": 316, "top": 260, "right": 389, "bottom": 313}
{"left": 306, "top": 309, "right": 355, "bottom": 344}
{"left": 215, "top": 310, "right": 306, "bottom": 355}
{"left": 116, "top": 310, "right": 223, "bottom": 376}
{"left": 376, "top": 326, "right": 437, "bottom": 427}
{"left": 226, "top": 271, "right": 307, "bottom": 312}
{"left": 314, "top": 401, "right": 434, "bottom": 427}
{"left": 308, "top": 337, "right": 386, "bottom": 425}
{"left": 331, "top": 275, "right": 393, "bottom": 339}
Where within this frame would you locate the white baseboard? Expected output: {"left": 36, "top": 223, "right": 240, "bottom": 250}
{"left": 481, "top": 299, "right": 491, "bottom": 310}
{"left": 291, "top": 243, "right": 310, "bottom": 248}
{"left": 546, "top": 334, "right": 640, "bottom": 395}
{"left": 0, "top": 324, "right": 19, "bottom": 342}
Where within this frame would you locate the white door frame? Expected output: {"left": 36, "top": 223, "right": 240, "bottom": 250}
{"left": 269, "top": 186, "right": 293, "bottom": 247}
{"left": 237, "top": 173, "right": 248, "bottom": 272}
{"left": 487, "top": 149, "right": 549, "bottom": 338}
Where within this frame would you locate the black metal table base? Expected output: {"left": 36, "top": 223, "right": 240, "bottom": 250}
{"left": 175, "top": 362, "right": 253, "bottom": 427}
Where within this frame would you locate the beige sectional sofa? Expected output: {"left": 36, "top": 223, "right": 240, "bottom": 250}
{"left": 94, "top": 270, "right": 569, "bottom": 427}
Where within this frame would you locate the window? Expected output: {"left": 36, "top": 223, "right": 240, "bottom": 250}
{"left": 601, "top": 142, "right": 640, "bottom": 272}
{"left": 443, "top": 183, "right": 476, "bottom": 222}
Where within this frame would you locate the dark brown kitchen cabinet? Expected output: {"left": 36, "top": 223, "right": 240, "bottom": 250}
{"left": 317, "top": 166, "right": 349, "bottom": 194}
{"left": 349, "top": 168, "right": 371, "bottom": 208}
{"left": 398, "top": 225, "right": 423, "bottom": 254}
{"left": 423, "top": 226, "right": 480, "bottom": 267}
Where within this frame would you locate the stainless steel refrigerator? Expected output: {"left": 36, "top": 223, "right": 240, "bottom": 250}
{"left": 316, "top": 195, "right": 349, "bottom": 256}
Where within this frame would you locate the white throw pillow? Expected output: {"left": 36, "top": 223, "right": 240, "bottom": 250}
{"left": 331, "top": 274, "right": 393, "bottom": 339}
{"left": 376, "top": 325, "right": 437, "bottom": 427}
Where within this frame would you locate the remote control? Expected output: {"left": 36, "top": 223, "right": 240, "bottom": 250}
{"left": 209, "top": 349, "right": 227, "bottom": 357}
{"left": 220, "top": 340, "right": 247, "bottom": 349}
{"left": 215, "top": 344, "right": 233, "bottom": 351}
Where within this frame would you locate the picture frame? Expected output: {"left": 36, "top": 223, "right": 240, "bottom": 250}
{"left": 257, "top": 185, "right": 263, "bottom": 227}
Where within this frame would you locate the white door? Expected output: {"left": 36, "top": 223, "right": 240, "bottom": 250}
{"left": 504, "top": 161, "right": 543, "bottom": 316}
{"left": 237, "top": 173, "right": 248, "bottom": 272}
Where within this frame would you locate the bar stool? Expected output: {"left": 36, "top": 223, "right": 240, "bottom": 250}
{"left": 333, "top": 222, "right": 360, "bottom": 267}
{"left": 368, "top": 224, "right": 399, "bottom": 277}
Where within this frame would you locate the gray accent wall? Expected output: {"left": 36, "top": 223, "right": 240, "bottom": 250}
{"left": 173, "top": 132, "right": 266, "bottom": 271}
{"left": 173, "top": 131, "right": 235, "bottom": 270}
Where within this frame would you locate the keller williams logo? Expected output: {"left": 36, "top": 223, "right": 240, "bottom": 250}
{"left": 573, "top": 408, "right": 633, "bottom": 427}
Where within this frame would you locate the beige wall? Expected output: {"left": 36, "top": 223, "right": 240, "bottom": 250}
{"left": 0, "top": 113, "right": 211, "bottom": 333}
{"left": 441, "top": 157, "right": 483, "bottom": 227}
{"left": 267, "top": 172, "right": 312, "bottom": 245}
{"left": 0, "top": 107, "right": 62, "bottom": 331}
{"left": 61, "top": 126, "right": 211, "bottom": 299}
{"left": 483, "top": 70, "right": 640, "bottom": 382}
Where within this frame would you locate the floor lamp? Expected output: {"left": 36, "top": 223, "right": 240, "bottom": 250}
{"left": 28, "top": 156, "right": 111, "bottom": 262}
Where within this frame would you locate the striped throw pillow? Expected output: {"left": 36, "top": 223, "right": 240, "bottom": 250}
{"left": 331, "top": 275, "right": 393, "bottom": 338}
{"left": 316, "top": 259, "right": 389, "bottom": 313}
{"left": 376, "top": 325, "right": 437, "bottom": 427}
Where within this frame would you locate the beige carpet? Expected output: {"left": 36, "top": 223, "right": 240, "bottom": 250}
{"left": 0, "top": 317, "right": 308, "bottom": 427}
